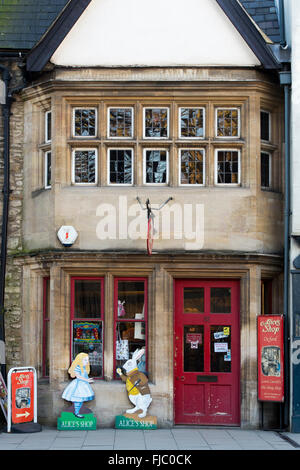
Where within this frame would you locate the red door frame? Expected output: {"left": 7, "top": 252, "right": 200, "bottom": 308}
{"left": 174, "top": 279, "right": 240, "bottom": 426}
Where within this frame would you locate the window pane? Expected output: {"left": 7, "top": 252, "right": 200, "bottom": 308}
{"left": 45, "top": 152, "right": 51, "bottom": 188}
{"left": 74, "top": 108, "right": 96, "bottom": 137}
{"left": 109, "top": 149, "right": 133, "bottom": 184}
{"left": 261, "top": 152, "right": 270, "bottom": 188}
{"left": 184, "top": 287, "right": 204, "bottom": 313}
{"left": 210, "top": 326, "right": 231, "bottom": 372}
{"left": 217, "top": 108, "right": 239, "bottom": 137}
{"left": 144, "top": 108, "right": 168, "bottom": 138}
{"left": 116, "top": 321, "right": 146, "bottom": 370}
{"left": 180, "top": 149, "right": 204, "bottom": 184}
{"left": 261, "top": 111, "right": 270, "bottom": 141}
{"left": 184, "top": 325, "right": 204, "bottom": 372}
{"left": 72, "top": 321, "right": 103, "bottom": 378}
{"left": 117, "top": 280, "right": 145, "bottom": 319}
{"left": 46, "top": 112, "right": 51, "bottom": 142}
{"left": 43, "top": 278, "right": 50, "bottom": 377}
{"left": 145, "top": 150, "right": 167, "bottom": 183}
{"left": 216, "top": 150, "right": 239, "bottom": 184}
{"left": 180, "top": 108, "right": 204, "bottom": 138}
{"left": 211, "top": 287, "right": 231, "bottom": 313}
{"left": 74, "top": 280, "right": 102, "bottom": 318}
{"left": 74, "top": 150, "right": 96, "bottom": 183}
{"left": 109, "top": 108, "right": 133, "bottom": 137}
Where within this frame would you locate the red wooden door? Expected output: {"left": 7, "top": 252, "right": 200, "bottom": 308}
{"left": 174, "top": 279, "right": 240, "bottom": 425}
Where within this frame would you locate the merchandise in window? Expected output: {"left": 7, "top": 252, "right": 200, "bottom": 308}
{"left": 108, "top": 148, "right": 133, "bottom": 185}
{"left": 114, "top": 278, "right": 147, "bottom": 378}
{"left": 216, "top": 108, "right": 240, "bottom": 138}
{"left": 73, "top": 108, "right": 97, "bottom": 137}
{"left": 261, "top": 152, "right": 271, "bottom": 189}
{"left": 261, "top": 110, "right": 271, "bottom": 142}
{"left": 108, "top": 107, "right": 133, "bottom": 138}
{"left": 144, "top": 108, "right": 169, "bottom": 138}
{"left": 144, "top": 149, "right": 168, "bottom": 184}
{"left": 72, "top": 149, "right": 97, "bottom": 184}
{"left": 71, "top": 278, "right": 104, "bottom": 378}
{"left": 180, "top": 149, "right": 205, "bottom": 185}
{"left": 179, "top": 108, "right": 205, "bottom": 138}
{"left": 216, "top": 150, "right": 240, "bottom": 185}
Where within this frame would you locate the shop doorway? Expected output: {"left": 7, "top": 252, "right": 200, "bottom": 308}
{"left": 174, "top": 279, "right": 240, "bottom": 425}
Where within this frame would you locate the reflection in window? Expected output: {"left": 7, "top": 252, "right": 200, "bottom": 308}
{"left": 144, "top": 108, "right": 169, "bottom": 138}
{"left": 211, "top": 288, "right": 231, "bottom": 313}
{"left": 180, "top": 108, "right": 204, "bottom": 138}
{"left": 74, "top": 108, "right": 96, "bottom": 137}
{"left": 144, "top": 150, "right": 168, "bottom": 184}
{"left": 108, "top": 108, "right": 133, "bottom": 138}
{"left": 74, "top": 280, "right": 102, "bottom": 318}
{"left": 184, "top": 287, "right": 204, "bottom": 313}
{"left": 180, "top": 149, "right": 204, "bottom": 185}
{"left": 184, "top": 325, "right": 204, "bottom": 372}
{"left": 210, "top": 325, "right": 231, "bottom": 372}
{"left": 73, "top": 149, "right": 96, "bottom": 184}
{"left": 216, "top": 150, "right": 240, "bottom": 184}
{"left": 109, "top": 149, "right": 133, "bottom": 184}
{"left": 216, "top": 108, "right": 239, "bottom": 137}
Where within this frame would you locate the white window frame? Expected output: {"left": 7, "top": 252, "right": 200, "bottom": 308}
{"left": 71, "top": 148, "right": 98, "bottom": 185}
{"left": 261, "top": 151, "right": 272, "bottom": 190}
{"left": 72, "top": 107, "right": 97, "bottom": 138}
{"left": 178, "top": 148, "right": 205, "bottom": 186}
{"left": 107, "top": 147, "right": 134, "bottom": 186}
{"left": 215, "top": 107, "right": 241, "bottom": 139}
{"left": 214, "top": 148, "right": 241, "bottom": 186}
{"left": 45, "top": 111, "right": 51, "bottom": 143}
{"left": 178, "top": 107, "right": 206, "bottom": 140}
{"left": 143, "top": 148, "right": 169, "bottom": 185}
{"left": 143, "top": 107, "right": 169, "bottom": 140}
{"left": 260, "top": 110, "right": 271, "bottom": 143}
{"left": 44, "top": 151, "right": 51, "bottom": 189}
{"left": 107, "top": 106, "right": 134, "bottom": 139}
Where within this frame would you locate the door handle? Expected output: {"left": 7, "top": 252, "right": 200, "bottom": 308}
{"left": 176, "top": 376, "right": 185, "bottom": 381}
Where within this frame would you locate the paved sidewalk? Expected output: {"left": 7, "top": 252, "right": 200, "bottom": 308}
{"left": 0, "top": 426, "right": 299, "bottom": 450}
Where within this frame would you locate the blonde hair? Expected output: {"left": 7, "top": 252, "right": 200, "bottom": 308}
{"left": 68, "top": 353, "right": 90, "bottom": 378}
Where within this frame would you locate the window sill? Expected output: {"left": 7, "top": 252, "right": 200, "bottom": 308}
{"left": 31, "top": 187, "right": 51, "bottom": 198}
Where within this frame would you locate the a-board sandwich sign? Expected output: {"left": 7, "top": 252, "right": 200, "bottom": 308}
{"left": 257, "top": 315, "right": 284, "bottom": 402}
{"left": 7, "top": 366, "right": 41, "bottom": 432}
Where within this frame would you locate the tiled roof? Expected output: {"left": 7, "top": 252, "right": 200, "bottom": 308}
{"left": 0, "top": 0, "right": 281, "bottom": 51}
{"left": 0, "top": 0, "right": 69, "bottom": 50}
{"left": 239, "top": 0, "right": 281, "bottom": 43}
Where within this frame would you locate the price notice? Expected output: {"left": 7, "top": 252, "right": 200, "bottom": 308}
{"left": 257, "top": 315, "right": 284, "bottom": 402}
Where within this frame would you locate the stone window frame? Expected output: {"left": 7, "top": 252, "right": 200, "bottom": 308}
{"left": 44, "top": 150, "right": 51, "bottom": 189}
{"left": 45, "top": 110, "right": 52, "bottom": 143}
{"left": 260, "top": 109, "right": 271, "bottom": 143}
{"left": 143, "top": 148, "right": 169, "bottom": 186}
{"left": 143, "top": 107, "right": 170, "bottom": 140}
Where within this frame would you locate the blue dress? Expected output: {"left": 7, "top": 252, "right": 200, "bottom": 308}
{"left": 62, "top": 365, "right": 94, "bottom": 403}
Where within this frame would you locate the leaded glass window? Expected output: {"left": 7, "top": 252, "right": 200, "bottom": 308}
{"left": 73, "top": 149, "right": 97, "bottom": 184}
{"left": 180, "top": 149, "right": 204, "bottom": 185}
{"left": 108, "top": 148, "right": 133, "bottom": 185}
{"left": 216, "top": 150, "right": 240, "bottom": 185}
{"left": 216, "top": 108, "right": 240, "bottom": 138}
{"left": 73, "top": 108, "right": 97, "bottom": 137}
{"left": 108, "top": 107, "right": 133, "bottom": 138}
{"left": 144, "top": 149, "right": 168, "bottom": 184}
{"left": 179, "top": 108, "right": 205, "bottom": 138}
{"left": 144, "top": 108, "right": 169, "bottom": 138}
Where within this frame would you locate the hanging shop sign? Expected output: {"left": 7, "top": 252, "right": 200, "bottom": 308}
{"left": 7, "top": 367, "right": 39, "bottom": 432}
{"left": 257, "top": 315, "right": 284, "bottom": 402}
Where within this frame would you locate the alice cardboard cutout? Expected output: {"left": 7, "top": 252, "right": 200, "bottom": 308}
{"left": 62, "top": 353, "right": 94, "bottom": 418}
{"left": 117, "top": 348, "right": 152, "bottom": 418}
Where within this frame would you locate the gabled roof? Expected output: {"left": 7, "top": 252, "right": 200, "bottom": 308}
{"left": 239, "top": 0, "right": 281, "bottom": 43}
{"left": 0, "top": 0, "right": 69, "bottom": 50}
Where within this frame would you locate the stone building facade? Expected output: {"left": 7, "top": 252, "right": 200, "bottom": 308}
{"left": 0, "top": 0, "right": 287, "bottom": 428}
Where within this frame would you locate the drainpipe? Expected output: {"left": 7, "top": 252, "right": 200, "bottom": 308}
{"left": 0, "top": 64, "right": 11, "bottom": 382}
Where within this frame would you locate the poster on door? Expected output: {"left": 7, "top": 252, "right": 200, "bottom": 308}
{"left": 257, "top": 315, "right": 284, "bottom": 402}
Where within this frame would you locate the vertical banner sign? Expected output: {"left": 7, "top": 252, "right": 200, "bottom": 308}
{"left": 257, "top": 315, "right": 284, "bottom": 402}
{"left": 7, "top": 367, "right": 37, "bottom": 432}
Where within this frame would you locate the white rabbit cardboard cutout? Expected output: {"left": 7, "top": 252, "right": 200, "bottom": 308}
{"left": 115, "top": 348, "right": 157, "bottom": 429}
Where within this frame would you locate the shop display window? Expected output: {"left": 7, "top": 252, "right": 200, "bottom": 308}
{"left": 114, "top": 278, "right": 147, "bottom": 378}
{"left": 71, "top": 278, "right": 104, "bottom": 378}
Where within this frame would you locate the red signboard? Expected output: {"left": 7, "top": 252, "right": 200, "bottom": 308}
{"left": 11, "top": 370, "right": 34, "bottom": 424}
{"left": 257, "top": 315, "right": 284, "bottom": 402}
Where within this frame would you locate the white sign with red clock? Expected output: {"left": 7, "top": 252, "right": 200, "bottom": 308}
{"left": 57, "top": 226, "right": 78, "bottom": 246}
